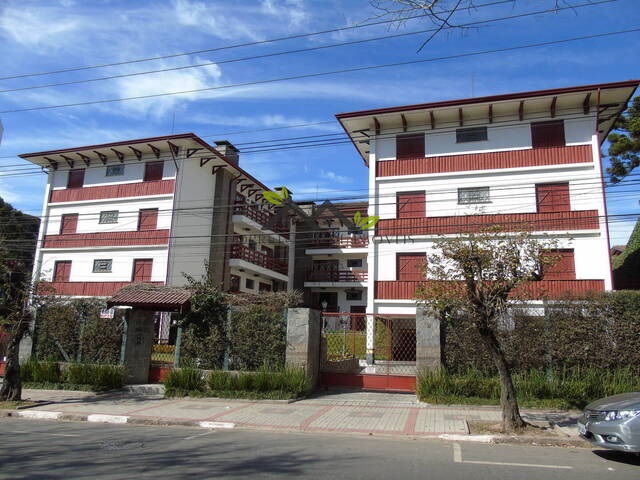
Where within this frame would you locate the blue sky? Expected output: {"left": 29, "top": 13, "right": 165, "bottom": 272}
{"left": 0, "top": 0, "right": 638, "bottom": 245}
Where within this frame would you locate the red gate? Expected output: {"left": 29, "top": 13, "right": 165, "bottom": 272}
{"left": 320, "top": 313, "right": 416, "bottom": 392}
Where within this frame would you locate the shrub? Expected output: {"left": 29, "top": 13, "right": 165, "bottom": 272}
{"left": 228, "top": 306, "right": 286, "bottom": 371}
{"left": 163, "top": 365, "right": 206, "bottom": 394}
{"left": 64, "top": 363, "right": 126, "bottom": 391}
{"left": 21, "top": 357, "right": 61, "bottom": 383}
{"left": 203, "top": 365, "right": 311, "bottom": 398}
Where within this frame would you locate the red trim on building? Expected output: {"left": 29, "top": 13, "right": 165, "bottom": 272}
{"left": 376, "top": 210, "right": 600, "bottom": 236}
{"left": 49, "top": 179, "right": 175, "bottom": 203}
{"left": 375, "top": 145, "right": 592, "bottom": 177}
{"left": 320, "top": 372, "right": 416, "bottom": 392}
{"left": 37, "top": 281, "right": 164, "bottom": 297}
{"left": 374, "top": 279, "right": 605, "bottom": 300}
{"left": 43, "top": 229, "right": 170, "bottom": 248}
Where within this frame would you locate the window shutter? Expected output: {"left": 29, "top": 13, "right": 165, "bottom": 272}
{"left": 397, "top": 191, "right": 425, "bottom": 218}
{"left": 144, "top": 161, "right": 164, "bottom": 181}
{"left": 132, "top": 259, "right": 153, "bottom": 282}
{"left": 543, "top": 249, "right": 576, "bottom": 280}
{"left": 536, "top": 183, "right": 570, "bottom": 213}
{"left": 396, "top": 134, "right": 425, "bottom": 160}
{"left": 138, "top": 209, "right": 158, "bottom": 231}
{"left": 397, "top": 253, "right": 425, "bottom": 281}
{"left": 53, "top": 261, "right": 72, "bottom": 282}
{"left": 531, "top": 120, "right": 565, "bottom": 148}
{"left": 60, "top": 214, "right": 78, "bottom": 234}
{"left": 67, "top": 170, "right": 85, "bottom": 188}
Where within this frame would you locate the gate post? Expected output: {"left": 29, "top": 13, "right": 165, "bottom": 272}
{"left": 285, "top": 308, "right": 320, "bottom": 387}
{"left": 122, "top": 308, "right": 155, "bottom": 384}
{"left": 416, "top": 307, "right": 441, "bottom": 371}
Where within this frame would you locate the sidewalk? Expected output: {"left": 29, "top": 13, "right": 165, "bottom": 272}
{"left": 2, "top": 387, "right": 583, "bottom": 441}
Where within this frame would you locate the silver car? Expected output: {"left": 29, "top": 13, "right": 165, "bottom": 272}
{"left": 578, "top": 391, "right": 640, "bottom": 453}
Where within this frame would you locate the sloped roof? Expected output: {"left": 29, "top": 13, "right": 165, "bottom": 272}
{"left": 107, "top": 285, "right": 191, "bottom": 312}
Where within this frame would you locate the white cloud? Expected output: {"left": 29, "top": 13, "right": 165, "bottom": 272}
{"left": 261, "top": 0, "right": 309, "bottom": 30}
{"left": 172, "top": 0, "right": 264, "bottom": 41}
{"left": 0, "top": 4, "right": 81, "bottom": 48}
{"left": 320, "top": 169, "right": 351, "bottom": 184}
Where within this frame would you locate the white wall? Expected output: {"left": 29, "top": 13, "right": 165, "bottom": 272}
{"left": 230, "top": 267, "right": 275, "bottom": 294}
{"left": 45, "top": 198, "right": 174, "bottom": 235}
{"left": 39, "top": 248, "right": 168, "bottom": 282}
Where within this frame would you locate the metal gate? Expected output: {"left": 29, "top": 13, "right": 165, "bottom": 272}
{"left": 320, "top": 313, "right": 416, "bottom": 392}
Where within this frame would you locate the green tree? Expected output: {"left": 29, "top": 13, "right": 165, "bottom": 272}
{"left": 0, "top": 196, "right": 40, "bottom": 273}
{"left": 606, "top": 96, "right": 640, "bottom": 183}
{"left": 414, "top": 228, "right": 558, "bottom": 432}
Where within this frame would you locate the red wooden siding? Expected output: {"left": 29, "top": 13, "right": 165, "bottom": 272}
{"left": 132, "top": 259, "right": 153, "bottom": 282}
{"left": 144, "top": 161, "right": 164, "bottom": 181}
{"left": 376, "top": 145, "right": 591, "bottom": 177}
{"left": 37, "top": 281, "right": 164, "bottom": 297}
{"left": 397, "top": 253, "right": 425, "bottom": 281}
{"left": 396, "top": 134, "right": 425, "bottom": 160}
{"left": 536, "top": 183, "right": 570, "bottom": 213}
{"left": 376, "top": 210, "right": 599, "bottom": 236}
{"left": 49, "top": 179, "right": 175, "bottom": 203}
{"left": 60, "top": 214, "right": 78, "bottom": 234}
{"left": 397, "top": 191, "right": 425, "bottom": 219}
{"left": 531, "top": 120, "right": 565, "bottom": 148}
{"left": 138, "top": 208, "right": 159, "bottom": 231}
{"left": 67, "top": 169, "right": 85, "bottom": 188}
{"left": 542, "top": 249, "right": 576, "bottom": 280}
{"left": 43, "top": 229, "right": 170, "bottom": 248}
{"left": 53, "top": 261, "right": 71, "bottom": 282}
{"left": 375, "top": 279, "right": 605, "bottom": 300}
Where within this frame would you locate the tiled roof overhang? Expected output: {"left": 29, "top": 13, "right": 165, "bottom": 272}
{"left": 107, "top": 285, "right": 191, "bottom": 312}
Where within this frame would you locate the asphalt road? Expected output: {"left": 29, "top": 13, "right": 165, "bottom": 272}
{"left": 0, "top": 418, "right": 638, "bottom": 479}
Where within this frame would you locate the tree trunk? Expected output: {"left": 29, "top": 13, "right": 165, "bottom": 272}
{"left": 478, "top": 325, "right": 526, "bottom": 432}
{"left": 0, "top": 312, "right": 31, "bottom": 402}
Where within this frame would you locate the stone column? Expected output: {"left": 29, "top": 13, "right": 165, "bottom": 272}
{"left": 122, "top": 309, "right": 156, "bottom": 384}
{"left": 416, "top": 307, "right": 441, "bottom": 371}
{"left": 285, "top": 308, "right": 320, "bottom": 387}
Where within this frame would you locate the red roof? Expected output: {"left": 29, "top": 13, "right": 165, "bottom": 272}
{"left": 107, "top": 286, "right": 191, "bottom": 312}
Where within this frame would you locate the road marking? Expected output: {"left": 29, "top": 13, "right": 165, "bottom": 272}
{"left": 183, "top": 430, "right": 214, "bottom": 441}
{"left": 440, "top": 434, "right": 493, "bottom": 443}
{"left": 87, "top": 414, "right": 129, "bottom": 424}
{"left": 452, "top": 442, "right": 573, "bottom": 470}
{"left": 17, "top": 410, "right": 62, "bottom": 420}
{"left": 199, "top": 421, "right": 235, "bottom": 429}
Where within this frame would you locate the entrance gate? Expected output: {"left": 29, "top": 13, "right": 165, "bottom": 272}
{"left": 320, "top": 313, "right": 416, "bottom": 392}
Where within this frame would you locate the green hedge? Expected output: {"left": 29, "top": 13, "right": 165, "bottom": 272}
{"left": 21, "top": 358, "right": 126, "bottom": 391}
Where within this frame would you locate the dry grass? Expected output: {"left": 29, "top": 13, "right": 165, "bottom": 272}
{"left": 468, "top": 420, "right": 561, "bottom": 437}
{"left": 0, "top": 400, "right": 39, "bottom": 410}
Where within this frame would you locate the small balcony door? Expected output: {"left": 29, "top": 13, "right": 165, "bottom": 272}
{"left": 53, "top": 261, "right": 72, "bottom": 282}
{"left": 60, "top": 214, "right": 78, "bottom": 234}
{"left": 397, "top": 253, "right": 425, "bottom": 281}
{"left": 132, "top": 259, "right": 153, "bottom": 282}
{"left": 138, "top": 209, "right": 158, "bottom": 231}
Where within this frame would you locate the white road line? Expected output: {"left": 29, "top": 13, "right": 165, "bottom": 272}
{"left": 87, "top": 414, "right": 129, "bottom": 424}
{"left": 453, "top": 443, "right": 462, "bottom": 463}
{"left": 17, "top": 411, "right": 62, "bottom": 420}
{"left": 198, "top": 421, "right": 235, "bottom": 429}
{"left": 452, "top": 441, "right": 573, "bottom": 470}
{"left": 183, "top": 430, "right": 214, "bottom": 441}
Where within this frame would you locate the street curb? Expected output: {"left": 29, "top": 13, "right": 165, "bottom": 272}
{"left": 491, "top": 435, "right": 591, "bottom": 448}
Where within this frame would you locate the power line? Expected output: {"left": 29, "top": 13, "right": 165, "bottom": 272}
{"left": 0, "top": 0, "right": 614, "bottom": 95}
{"left": 1, "top": 27, "right": 638, "bottom": 115}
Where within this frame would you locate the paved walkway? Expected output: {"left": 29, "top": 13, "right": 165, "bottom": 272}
{"left": 15, "top": 388, "right": 580, "bottom": 438}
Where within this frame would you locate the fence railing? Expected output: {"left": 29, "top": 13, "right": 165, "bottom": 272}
{"left": 310, "top": 236, "right": 369, "bottom": 248}
{"left": 230, "top": 243, "right": 288, "bottom": 275}
{"left": 306, "top": 270, "right": 367, "bottom": 282}
{"left": 233, "top": 202, "right": 288, "bottom": 234}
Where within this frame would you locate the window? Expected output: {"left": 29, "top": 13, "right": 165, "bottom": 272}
{"left": 53, "top": 261, "right": 71, "bottom": 282}
{"left": 456, "top": 126, "right": 488, "bottom": 143}
{"left": 531, "top": 120, "right": 565, "bottom": 148}
{"left": 542, "top": 249, "right": 576, "bottom": 280}
{"left": 458, "top": 187, "right": 490, "bottom": 205}
{"left": 60, "top": 214, "right": 78, "bottom": 234}
{"left": 92, "top": 259, "right": 112, "bottom": 273}
{"left": 397, "top": 253, "right": 425, "bottom": 281}
{"left": 106, "top": 164, "right": 125, "bottom": 176}
{"left": 143, "top": 161, "right": 164, "bottom": 181}
{"left": 99, "top": 210, "right": 119, "bottom": 224}
{"left": 347, "top": 258, "right": 363, "bottom": 268}
{"left": 245, "top": 278, "right": 255, "bottom": 289}
{"left": 397, "top": 191, "right": 425, "bottom": 219}
{"left": 67, "top": 169, "right": 85, "bottom": 188}
{"left": 132, "top": 259, "right": 153, "bottom": 282}
{"left": 230, "top": 275, "right": 240, "bottom": 292}
{"left": 396, "top": 134, "right": 424, "bottom": 160}
{"left": 138, "top": 209, "right": 158, "bottom": 231}
{"left": 536, "top": 183, "right": 570, "bottom": 213}
{"left": 346, "top": 289, "right": 363, "bottom": 301}
{"left": 259, "top": 282, "right": 272, "bottom": 292}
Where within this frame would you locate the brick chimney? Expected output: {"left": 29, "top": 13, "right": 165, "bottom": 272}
{"left": 214, "top": 140, "right": 239, "bottom": 165}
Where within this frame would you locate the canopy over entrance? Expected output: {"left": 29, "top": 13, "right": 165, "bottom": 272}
{"left": 107, "top": 285, "right": 191, "bottom": 313}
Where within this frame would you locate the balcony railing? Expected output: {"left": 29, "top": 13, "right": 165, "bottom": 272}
{"left": 310, "top": 236, "right": 369, "bottom": 248}
{"left": 37, "top": 281, "right": 164, "bottom": 297}
{"left": 306, "top": 270, "right": 368, "bottom": 282}
{"left": 230, "top": 243, "right": 288, "bottom": 275}
{"left": 233, "top": 202, "right": 288, "bottom": 234}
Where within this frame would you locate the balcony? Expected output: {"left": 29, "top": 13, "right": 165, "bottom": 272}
{"left": 310, "top": 235, "right": 369, "bottom": 249}
{"left": 230, "top": 243, "right": 288, "bottom": 275}
{"left": 43, "top": 229, "right": 170, "bottom": 248}
{"left": 37, "top": 281, "right": 164, "bottom": 297}
{"left": 49, "top": 179, "right": 174, "bottom": 203}
{"left": 306, "top": 270, "right": 368, "bottom": 282}
{"left": 233, "top": 202, "right": 288, "bottom": 234}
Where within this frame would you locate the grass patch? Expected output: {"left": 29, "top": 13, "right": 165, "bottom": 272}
{"left": 468, "top": 420, "right": 559, "bottom": 437}
{"left": 20, "top": 358, "right": 126, "bottom": 392}
{"left": 0, "top": 401, "right": 39, "bottom": 409}
{"left": 23, "top": 382, "right": 95, "bottom": 392}
{"left": 163, "top": 364, "right": 206, "bottom": 393}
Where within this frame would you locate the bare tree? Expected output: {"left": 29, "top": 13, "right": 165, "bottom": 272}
{"left": 414, "top": 228, "right": 558, "bottom": 432}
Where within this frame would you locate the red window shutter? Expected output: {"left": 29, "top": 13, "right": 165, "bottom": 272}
{"left": 396, "top": 134, "right": 425, "bottom": 160}
{"left": 397, "top": 192, "right": 425, "bottom": 219}
{"left": 67, "top": 170, "right": 85, "bottom": 188}
{"left": 543, "top": 249, "right": 575, "bottom": 280}
{"left": 397, "top": 253, "right": 425, "bottom": 281}
{"left": 144, "top": 161, "right": 164, "bottom": 181}
{"left": 53, "top": 261, "right": 72, "bottom": 282}
{"left": 536, "top": 183, "right": 570, "bottom": 213}
{"left": 531, "top": 120, "right": 565, "bottom": 148}
{"left": 138, "top": 209, "right": 158, "bottom": 231}
{"left": 60, "top": 214, "right": 78, "bottom": 234}
{"left": 132, "top": 259, "right": 153, "bottom": 282}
